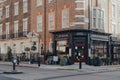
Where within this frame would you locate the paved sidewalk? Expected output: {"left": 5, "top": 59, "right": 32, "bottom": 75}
{"left": 0, "top": 61, "right": 120, "bottom": 73}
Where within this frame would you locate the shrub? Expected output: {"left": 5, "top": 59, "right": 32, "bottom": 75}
{"left": 60, "top": 57, "right": 67, "bottom": 66}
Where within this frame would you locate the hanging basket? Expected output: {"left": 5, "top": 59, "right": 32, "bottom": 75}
{"left": 24, "top": 47, "right": 30, "bottom": 51}
{"left": 31, "top": 46, "right": 37, "bottom": 51}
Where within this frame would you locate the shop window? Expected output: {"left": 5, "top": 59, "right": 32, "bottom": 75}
{"left": 57, "top": 41, "right": 67, "bottom": 53}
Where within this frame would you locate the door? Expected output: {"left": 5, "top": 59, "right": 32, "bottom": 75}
{"left": 74, "top": 43, "right": 86, "bottom": 62}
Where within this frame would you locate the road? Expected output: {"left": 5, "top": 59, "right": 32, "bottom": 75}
{"left": 0, "top": 64, "right": 120, "bottom": 80}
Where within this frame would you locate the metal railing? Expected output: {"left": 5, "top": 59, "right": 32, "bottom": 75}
{"left": 0, "top": 31, "right": 28, "bottom": 40}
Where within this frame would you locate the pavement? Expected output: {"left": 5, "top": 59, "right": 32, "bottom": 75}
{"left": 1, "top": 61, "right": 120, "bottom": 73}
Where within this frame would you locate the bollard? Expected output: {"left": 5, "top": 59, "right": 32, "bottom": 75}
{"left": 13, "top": 62, "right": 16, "bottom": 71}
{"left": 38, "top": 57, "right": 40, "bottom": 67}
{"left": 13, "top": 58, "right": 17, "bottom": 71}
{"left": 79, "top": 56, "right": 82, "bottom": 69}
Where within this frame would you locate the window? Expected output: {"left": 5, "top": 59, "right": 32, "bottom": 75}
{"left": 98, "top": 9, "right": 101, "bottom": 28}
{"left": 112, "top": 24, "right": 116, "bottom": 36}
{"left": 14, "top": 21, "right": 18, "bottom": 38}
{"left": 62, "top": 8, "right": 69, "bottom": 28}
{"left": 0, "top": 24, "right": 2, "bottom": 39}
{"left": 57, "top": 41, "right": 67, "bottom": 52}
{"left": 0, "top": 8, "right": 2, "bottom": 20}
{"left": 48, "top": 0, "right": 53, "bottom": 3}
{"left": 23, "top": 18, "right": 28, "bottom": 36}
{"left": 48, "top": 11, "right": 55, "bottom": 30}
{"left": 112, "top": 4, "right": 116, "bottom": 18}
{"left": 101, "top": 10, "right": 104, "bottom": 28}
{"left": 23, "top": 0, "right": 28, "bottom": 13}
{"left": 20, "top": 42, "right": 25, "bottom": 53}
{"left": 118, "top": 5, "right": 120, "bottom": 17}
{"left": 93, "top": 8, "right": 97, "bottom": 28}
{"left": 5, "top": 5, "right": 9, "bottom": 18}
{"left": 37, "top": 15, "right": 42, "bottom": 32}
{"left": 0, "top": 0, "right": 6, "bottom": 3}
{"left": 49, "top": 39, "right": 53, "bottom": 52}
{"left": 40, "top": 43, "right": 43, "bottom": 54}
{"left": 37, "top": 0, "right": 42, "bottom": 6}
{"left": 14, "top": 2, "right": 19, "bottom": 15}
{"left": 92, "top": 8, "right": 104, "bottom": 29}
{"left": 6, "top": 22, "right": 9, "bottom": 39}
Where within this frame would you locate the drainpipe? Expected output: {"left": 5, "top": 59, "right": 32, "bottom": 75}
{"left": 88, "top": 0, "right": 91, "bottom": 51}
{"left": 87, "top": 0, "right": 91, "bottom": 64}
{"left": 44, "top": 0, "right": 46, "bottom": 51}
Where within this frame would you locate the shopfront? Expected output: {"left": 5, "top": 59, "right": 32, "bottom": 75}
{"left": 90, "top": 33, "right": 110, "bottom": 59}
{"left": 111, "top": 37, "right": 120, "bottom": 64}
{"left": 51, "top": 29, "right": 110, "bottom": 65}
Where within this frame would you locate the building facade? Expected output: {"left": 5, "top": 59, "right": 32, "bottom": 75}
{"left": 0, "top": 0, "right": 120, "bottom": 64}
{"left": 0, "top": 0, "right": 45, "bottom": 60}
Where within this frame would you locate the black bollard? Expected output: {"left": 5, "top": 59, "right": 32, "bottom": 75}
{"left": 13, "top": 58, "right": 17, "bottom": 71}
{"left": 13, "top": 63, "right": 16, "bottom": 71}
{"left": 38, "top": 57, "right": 40, "bottom": 67}
{"left": 79, "top": 56, "right": 82, "bottom": 69}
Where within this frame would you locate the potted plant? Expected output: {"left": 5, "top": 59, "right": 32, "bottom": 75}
{"left": 106, "top": 57, "right": 111, "bottom": 65}
{"left": 60, "top": 57, "right": 67, "bottom": 66}
{"left": 93, "top": 54, "right": 100, "bottom": 66}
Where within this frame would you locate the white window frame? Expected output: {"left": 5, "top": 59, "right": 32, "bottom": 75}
{"left": 0, "top": 24, "right": 2, "bottom": 39}
{"left": 0, "top": 8, "right": 2, "bottom": 20}
{"left": 5, "top": 5, "right": 9, "bottom": 18}
{"left": 48, "top": 0, "right": 53, "bottom": 3}
{"left": 23, "top": 0, "right": 28, "bottom": 13}
{"left": 112, "top": 23, "right": 116, "bottom": 36}
{"left": 20, "top": 42, "right": 25, "bottom": 53}
{"left": 14, "top": 2, "right": 19, "bottom": 16}
{"left": 37, "top": 15, "right": 42, "bottom": 32}
{"left": 14, "top": 20, "right": 19, "bottom": 37}
{"left": 49, "top": 39, "right": 53, "bottom": 53}
{"left": 39, "top": 42, "right": 43, "bottom": 54}
{"left": 92, "top": 7, "right": 104, "bottom": 29}
{"left": 37, "top": 0, "right": 42, "bottom": 6}
{"left": 23, "top": 18, "right": 28, "bottom": 36}
{"left": 92, "top": 8, "right": 97, "bottom": 28}
{"left": 6, "top": 22, "right": 10, "bottom": 39}
{"left": 112, "top": 3, "right": 116, "bottom": 18}
{"left": 48, "top": 11, "right": 55, "bottom": 30}
{"left": 62, "top": 7, "right": 69, "bottom": 28}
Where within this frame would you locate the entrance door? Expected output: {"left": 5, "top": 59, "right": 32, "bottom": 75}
{"left": 74, "top": 43, "right": 86, "bottom": 62}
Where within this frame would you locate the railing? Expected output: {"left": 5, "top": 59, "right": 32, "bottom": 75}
{"left": 0, "top": 31, "right": 28, "bottom": 40}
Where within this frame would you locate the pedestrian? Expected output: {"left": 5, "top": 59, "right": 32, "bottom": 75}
{"left": 37, "top": 56, "right": 40, "bottom": 67}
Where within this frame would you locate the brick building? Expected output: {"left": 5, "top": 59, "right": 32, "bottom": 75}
{"left": 0, "top": 0, "right": 120, "bottom": 64}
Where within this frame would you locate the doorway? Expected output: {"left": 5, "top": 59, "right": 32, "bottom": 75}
{"left": 74, "top": 43, "right": 86, "bottom": 62}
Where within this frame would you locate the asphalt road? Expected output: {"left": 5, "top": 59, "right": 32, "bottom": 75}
{"left": 0, "top": 64, "right": 120, "bottom": 80}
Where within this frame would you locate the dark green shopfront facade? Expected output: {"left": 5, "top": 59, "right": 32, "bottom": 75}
{"left": 51, "top": 29, "right": 120, "bottom": 65}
